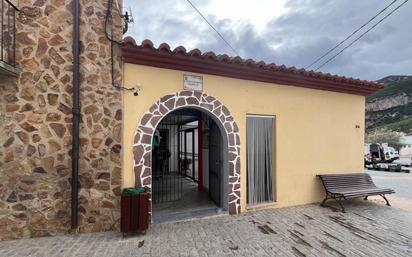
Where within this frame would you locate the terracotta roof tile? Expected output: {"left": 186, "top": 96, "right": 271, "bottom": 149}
{"left": 188, "top": 48, "right": 201, "bottom": 57}
{"left": 158, "top": 43, "right": 171, "bottom": 52}
{"left": 121, "top": 37, "right": 383, "bottom": 96}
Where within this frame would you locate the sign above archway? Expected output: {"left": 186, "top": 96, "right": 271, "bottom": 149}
{"left": 183, "top": 74, "right": 203, "bottom": 91}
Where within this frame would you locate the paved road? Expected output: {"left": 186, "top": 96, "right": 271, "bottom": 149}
{"left": 367, "top": 169, "right": 412, "bottom": 200}
{"left": 367, "top": 169, "right": 412, "bottom": 211}
{"left": 1, "top": 202, "right": 411, "bottom": 257}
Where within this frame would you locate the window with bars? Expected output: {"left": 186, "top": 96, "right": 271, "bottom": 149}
{"left": 1, "top": 0, "right": 18, "bottom": 69}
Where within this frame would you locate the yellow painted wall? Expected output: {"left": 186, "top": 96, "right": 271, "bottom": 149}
{"left": 122, "top": 63, "right": 365, "bottom": 211}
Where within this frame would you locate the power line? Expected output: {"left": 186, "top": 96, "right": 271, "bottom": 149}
{"left": 306, "top": 0, "right": 399, "bottom": 69}
{"left": 186, "top": 0, "right": 239, "bottom": 56}
{"left": 315, "top": 0, "right": 409, "bottom": 71}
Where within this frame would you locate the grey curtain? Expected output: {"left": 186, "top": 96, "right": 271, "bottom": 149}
{"left": 247, "top": 116, "right": 274, "bottom": 205}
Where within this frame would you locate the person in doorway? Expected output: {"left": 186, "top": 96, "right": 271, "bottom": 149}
{"left": 160, "top": 147, "right": 171, "bottom": 175}
{"left": 152, "top": 130, "right": 161, "bottom": 178}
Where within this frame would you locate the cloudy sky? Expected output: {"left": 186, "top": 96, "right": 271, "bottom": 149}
{"left": 124, "top": 0, "right": 412, "bottom": 81}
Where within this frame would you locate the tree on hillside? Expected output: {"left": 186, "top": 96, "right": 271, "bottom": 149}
{"left": 365, "top": 129, "right": 404, "bottom": 151}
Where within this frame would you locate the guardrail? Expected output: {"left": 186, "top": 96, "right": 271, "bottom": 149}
{"left": 1, "top": 0, "right": 18, "bottom": 68}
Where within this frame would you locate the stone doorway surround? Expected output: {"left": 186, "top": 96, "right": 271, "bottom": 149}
{"left": 132, "top": 91, "right": 241, "bottom": 215}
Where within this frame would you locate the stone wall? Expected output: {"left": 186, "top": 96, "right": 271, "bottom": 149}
{"left": 0, "top": 0, "right": 123, "bottom": 240}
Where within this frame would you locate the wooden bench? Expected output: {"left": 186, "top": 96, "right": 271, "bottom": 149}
{"left": 317, "top": 173, "right": 395, "bottom": 212}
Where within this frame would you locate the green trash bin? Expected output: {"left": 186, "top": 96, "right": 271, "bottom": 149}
{"left": 389, "top": 164, "right": 401, "bottom": 172}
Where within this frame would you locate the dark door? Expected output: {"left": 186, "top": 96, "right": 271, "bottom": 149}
{"left": 184, "top": 130, "right": 196, "bottom": 180}
{"left": 209, "top": 122, "right": 222, "bottom": 206}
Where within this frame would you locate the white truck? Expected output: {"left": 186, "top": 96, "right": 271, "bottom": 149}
{"left": 364, "top": 143, "right": 404, "bottom": 172}
{"left": 364, "top": 143, "right": 399, "bottom": 164}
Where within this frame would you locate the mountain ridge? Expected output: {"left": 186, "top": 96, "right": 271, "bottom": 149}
{"left": 376, "top": 75, "right": 412, "bottom": 85}
{"left": 365, "top": 75, "right": 412, "bottom": 134}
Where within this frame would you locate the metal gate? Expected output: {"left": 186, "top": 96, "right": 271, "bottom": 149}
{"left": 152, "top": 110, "right": 199, "bottom": 204}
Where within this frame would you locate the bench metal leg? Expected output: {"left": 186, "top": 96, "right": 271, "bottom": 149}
{"left": 381, "top": 195, "right": 391, "bottom": 206}
{"left": 335, "top": 196, "right": 345, "bottom": 213}
{"left": 320, "top": 194, "right": 345, "bottom": 213}
{"left": 364, "top": 196, "right": 368, "bottom": 200}
{"left": 320, "top": 195, "right": 330, "bottom": 207}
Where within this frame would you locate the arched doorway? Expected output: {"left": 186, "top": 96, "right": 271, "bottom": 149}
{"left": 133, "top": 91, "right": 241, "bottom": 221}
{"left": 151, "top": 108, "right": 226, "bottom": 222}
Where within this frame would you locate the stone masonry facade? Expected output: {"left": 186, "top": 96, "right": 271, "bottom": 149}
{"left": 0, "top": 0, "right": 124, "bottom": 240}
{"left": 133, "top": 91, "right": 241, "bottom": 217}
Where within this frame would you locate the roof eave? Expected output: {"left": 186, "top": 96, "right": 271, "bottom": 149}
{"left": 121, "top": 39, "right": 383, "bottom": 96}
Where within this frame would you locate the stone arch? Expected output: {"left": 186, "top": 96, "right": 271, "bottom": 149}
{"left": 133, "top": 90, "right": 241, "bottom": 215}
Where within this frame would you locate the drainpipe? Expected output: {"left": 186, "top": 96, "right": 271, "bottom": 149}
{"left": 198, "top": 112, "right": 203, "bottom": 192}
{"left": 71, "top": 0, "right": 80, "bottom": 229}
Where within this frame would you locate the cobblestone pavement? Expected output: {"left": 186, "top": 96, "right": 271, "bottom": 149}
{"left": 1, "top": 202, "right": 411, "bottom": 257}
